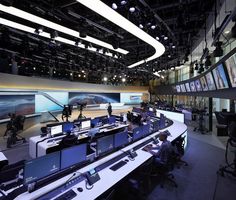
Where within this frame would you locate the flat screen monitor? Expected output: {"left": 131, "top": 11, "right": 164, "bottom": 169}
{"left": 176, "top": 85, "right": 181, "bottom": 92}
{"left": 205, "top": 72, "right": 216, "bottom": 90}
{"left": 190, "top": 81, "right": 196, "bottom": 92}
{"left": 225, "top": 53, "right": 236, "bottom": 87}
{"left": 114, "top": 131, "right": 128, "bottom": 148}
{"left": 96, "top": 135, "right": 114, "bottom": 156}
{"left": 91, "top": 118, "right": 100, "bottom": 127}
{"left": 132, "top": 126, "right": 143, "bottom": 141}
{"left": 62, "top": 122, "right": 74, "bottom": 133}
{"left": 101, "top": 116, "right": 108, "bottom": 125}
{"left": 88, "top": 127, "right": 100, "bottom": 137}
{"left": 200, "top": 76, "right": 208, "bottom": 91}
{"left": 212, "top": 64, "right": 229, "bottom": 89}
{"left": 81, "top": 120, "right": 91, "bottom": 129}
{"left": 180, "top": 84, "right": 186, "bottom": 92}
{"left": 195, "top": 79, "right": 202, "bottom": 91}
{"left": 153, "top": 120, "right": 159, "bottom": 132}
{"left": 108, "top": 116, "right": 116, "bottom": 124}
{"left": 185, "top": 83, "right": 191, "bottom": 92}
{"left": 60, "top": 144, "right": 87, "bottom": 170}
{"left": 142, "top": 124, "right": 150, "bottom": 136}
{"left": 50, "top": 124, "right": 63, "bottom": 137}
{"left": 24, "top": 152, "right": 60, "bottom": 184}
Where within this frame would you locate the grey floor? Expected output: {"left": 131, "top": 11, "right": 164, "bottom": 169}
{"left": 0, "top": 109, "right": 236, "bottom": 200}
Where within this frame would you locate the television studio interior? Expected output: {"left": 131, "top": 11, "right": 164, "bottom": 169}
{"left": 0, "top": 0, "right": 236, "bottom": 200}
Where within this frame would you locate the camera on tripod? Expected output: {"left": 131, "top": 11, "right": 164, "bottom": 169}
{"left": 62, "top": 105, "right": 72, "bottom": 121}
{"left": 77, "top": 102, "right": 87, "bottom": 119}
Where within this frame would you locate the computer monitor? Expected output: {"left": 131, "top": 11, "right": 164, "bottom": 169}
{"left": 132, "top": 126, "right": 142, "bottom": 141}
{"left": 91, "top": 118, "right": 100, "bottom": 127}
{"left": 62, "top": 122, "right": 74, "bottom": 133}
{"left": 81, "top": 120, "right": 91, "bottom": 129}
{"left": 88, "top": 127, "right": 100, "bottom": 138}
{"left": 225, "top": 53, "right": 236, "bottom": 87}
{"left": 194, "top": 79, "right": 202, "bottom": 91}
{"left": 190, "top": 81, "right": 196, "bottom": 92}
{"left": 114, "top": 131, "right": 128, "bottom": 148}
{"left": 212, "top": 63, "right": 229, "bottom": 89}
{"left": 200, "top": 76, "right": 208, "bottom": 91}
{"left": 142, "top": 124, "right": 150, "bottom": 136}
{"left": 50, "top": 124, "right": 63, "bottom": 137}
{"left": 96, "top": 135, "right": 114, "bottom": 156}
{"left": 205, "top": 72, "right": 216, "bottom": 90}
{"left": 152, "top": 120, "right": 159, "bottom": 132}
{"left": 108, "top": 116, "right": 116, "bottom": 124}
{"left": 24, "top": 152, "right": 60, "bottom": 184}
{"left": 185, "top": 82, "right": 191, "bottom": 92}
{"left": 101, "top": 116, "right": 108, "bottom": 125}
{"left": 60, "top": 144, "right": 87, "bottom": 170}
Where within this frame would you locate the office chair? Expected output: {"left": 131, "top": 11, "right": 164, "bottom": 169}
{"left": 172, "top": 136, "right": 188, "bottom": 168}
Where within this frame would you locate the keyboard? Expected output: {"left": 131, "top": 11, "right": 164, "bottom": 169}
{"left": 54, "top": 189, "right": 77, "bottom": 200}
{"left": 109, "top": 160, "right": 127, "bottom": 171}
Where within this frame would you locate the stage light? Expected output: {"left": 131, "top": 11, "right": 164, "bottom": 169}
{"left": 121, "top": 1, "right": 127, "bottom": 5}
{"left": 112, "top": 3, "right": 118, "bottom": 10}
{"left": 172, "top": 45, "right": 176, "bottom": 48}
{"left": 129, "top": 7, "right": 135, "bottom": 13}
{"left": 151, "top": 25, "right": 156, "bottom": 30}
{"left": 122, "top": 77, "right": 126, "bottom": 82}
{"left": 164, "top": 36, "right": 168, "bottom": 40}
{"left": 155, "top": 36, "right": 159, "bottom": 40}
{"left": 139, "top": 24, "right": 144, "bottom": 29}
{"left": 198, "top": 63, "right": 204, "bottom": 73}
{"left": 103, "top": 77, "right": 108, "bottom": 81}
{"left": 205, "top": 55, "right": 211, "bottom": 68}
{"left": 50, "top": 31, "right": 58, "bottom": 39}
{"left": 213, "top": 41, "right": 223, "bottom": 57}
{"left": 194, "top": 63, "right": 199, "bottom": 70}
{"left": 34, "top": 27, "right": 43, "bottom": 34}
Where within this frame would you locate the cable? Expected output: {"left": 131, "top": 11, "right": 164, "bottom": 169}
{"left": 85, "top": 180, "right": 94, "bottom": 190}
{"left": 212, "top": 173, "right": 220, "bottom": 200}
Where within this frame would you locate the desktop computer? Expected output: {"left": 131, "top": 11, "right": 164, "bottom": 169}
{"left": 114, "top": 131, "right": 128, "bottom": 148}
{"left": 96, "top": 135, "right": 114, "bottom": 157}
{"left": 62, "top": 122, "right": 74, "bottom": 133}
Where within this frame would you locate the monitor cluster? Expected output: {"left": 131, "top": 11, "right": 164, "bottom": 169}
{"left": 175, "top": 52, "right": 236, "bottom": 93}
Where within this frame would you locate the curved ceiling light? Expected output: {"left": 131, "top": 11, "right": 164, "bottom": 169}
{"left": 0, "top": 18, "right": 114, "bottom": 57}
{"left": 76, "top": 0, "right": 165, "bottom": 69}
{"left": 0, "top": 4, "right": 128, "bottom": 55}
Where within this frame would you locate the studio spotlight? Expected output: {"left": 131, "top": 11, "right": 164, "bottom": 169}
{"left": 151, "top": 25, "right": 156, "bottom": 30}
{"left": 198, "top": 63, "right": 204, "bottom": 73}
{"left": 112, "top": 3, "right": 118, "bottom": 10}
{"left": 50, "top": 31, "right": 58, "bottom": 39}
{"left": 103, "top": 77, "right": 108, "bottom": 81}
{"left": 205, "top": 55, "right": 211, "bottom": 69}
{"left": 194, "top": 63, "right": 199, "bottom": 70}
{"left": 122, "top": 77, "right": 126, "bottom": 82}
{"left": 213, "top": 41, "right": 223, "bottom": 57}
{"left": 34, "top": 27, "right": 43, "bottom": 34}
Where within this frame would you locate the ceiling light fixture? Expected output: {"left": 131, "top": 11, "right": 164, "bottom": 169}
{"left": 129, "top": 7, "right": 135, "bottom": 13}
{"left": 120, "top": 1, "right": 127, "bottom": 5}
{"left": 76, "top": 0, "right": 165, "bottom": 72}
{"left": 213, "top": 41, "right": 223, "bottom": 57}
{"left": 112, "top": 3, "right": 118, "bottom": 10}
{"left": 0, "top": 3, "right": 129, "bottom": 55}
{"left": 139, "top": 24, "right": 144, "bottom": 29}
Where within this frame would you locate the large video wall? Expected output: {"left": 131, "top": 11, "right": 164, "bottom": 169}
{"left": 174, "top": 49, "right": 236, "bottom": 94}
{"left": 69, "top": 93, "right": 120, "bottom": 105}
{"left": 0, "top": 95, "right": 35, "bottom": 120}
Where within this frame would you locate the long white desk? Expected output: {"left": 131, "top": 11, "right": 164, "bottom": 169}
{"left": 15, "top": 120, "right": 187, "bottom": 200}
{"left": 29, "top": 123, "right": 128, "bottom": 158}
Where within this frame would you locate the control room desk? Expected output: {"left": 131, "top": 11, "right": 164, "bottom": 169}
{"left": 16, "top": 120, "right": 187, "bottom": 200}
{"left": 29, "top": 124, "right": 128, "bottom": 158}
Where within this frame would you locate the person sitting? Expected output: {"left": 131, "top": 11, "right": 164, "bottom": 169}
{"left": 143, "top": 131, "right": 173, "bottom": 166}
{"left": 88, "top": 124, "right": 100, "bottom": 138}
{"left": 59, "top": 131, "right": 77, "bottom": 149}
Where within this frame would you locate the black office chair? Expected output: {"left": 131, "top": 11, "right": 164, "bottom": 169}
{"left": 172, "top": 136, "right": 188, "bottom": 168}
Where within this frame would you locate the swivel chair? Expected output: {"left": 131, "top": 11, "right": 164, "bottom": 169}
{"left": 172, "top": 136, "right": 188, "bottom": 168}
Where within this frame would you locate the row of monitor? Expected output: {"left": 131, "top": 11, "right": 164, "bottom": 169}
{"left": 176, "top": 52, "right": 236, "bottom": 93}
{"left": 24, "top": 130, "right": 129, "bottom": 185}
{"left": 47, "top": 116, "right": 117, "bottom": 137}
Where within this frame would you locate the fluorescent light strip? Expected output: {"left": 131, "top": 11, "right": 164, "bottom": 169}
{"left": 0, "top": 18, "right": 113, "bottom": 57}
{"left": 76, "top": 0, "right": 165, "bottom": 68}
{"left": 0, "top": 4, "right": 128, "bottom": 55}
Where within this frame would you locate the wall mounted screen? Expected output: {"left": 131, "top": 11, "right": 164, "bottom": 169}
{"left": 176, "top": 85, "right": 181, "bottom": 92}
{"left": 200, "top": 76, "right": 208, "bottom": 91}
{"left": 180, "top": 84, "right": 186, "bottom": 92}
{"left": 69, "top": 93, "right": 120, "bottom": 105}
{"left": 185, "top": 83, "right": 191, "bottom": 92}
{"left": 205, "top": 72, "right": 216, "bottom": 90}
{"left": 120, "top": 93, "right": 143, "bottom": 104}
{"left": 35, "top": 92, "right": 68, "bottom": 113}
{"left": 190, "top": 81, "right": 196, "bottom": 92}
{"left": 212, "top": 64, "right": 229, "bottom": 89}
{"left": 0, "top": 94, "right": 35, "bottom": 120}
{"left": 225, "top": 53, "right": 236, "bottom": 87}
{"left": 195, "top": 79, "right": 202, "bottom": 91}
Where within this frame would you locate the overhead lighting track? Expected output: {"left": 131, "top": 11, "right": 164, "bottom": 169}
{"left": 76, "top": 0, "right": 165, "bottom": 75}
{"left": 0, "top": 4, "right": 129, "bottom": 55}
{"left": 0, "top": 18, "right": 114, "bottom": 57}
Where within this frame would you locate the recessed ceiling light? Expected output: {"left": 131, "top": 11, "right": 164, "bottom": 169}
{"left": 103, "top": 77, "right": 108, "bottom": 81}
{"left": 164, "top": 36, "right": 168, "bottom": 40}
{"left": 224, "top": 30, "right": 230, "bottom": 34}
{"left": 121, "top": 1, "right": 127, "bottom": 5}
{"left": 129, "top": 7, "right": 135, "bottom": 13}
{"left": 76, "top": 0, "right": 165, "bottom": 69}
{"left": 155, "top": 36, "right": 159, "bottom": 40}
{"left": 172, "top": 45, "right": 176, "bottom": 48}
{"left": 112, "top": 3, "right": 118, "bottom": 10}
{"left": 151, "top": 25, "right": 156, "bottom": 29}
{"left": 139, "top": 24, "right": 144, "bottom": 29}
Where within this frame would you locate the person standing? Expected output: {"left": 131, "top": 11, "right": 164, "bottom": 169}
{"left": 107, "top": 102, "right": 112, "bottom": 116}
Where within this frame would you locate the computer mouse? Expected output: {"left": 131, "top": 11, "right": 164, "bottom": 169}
{"left": 125, "top": 159, "right": 129, "bottom": 162}
{"left": 77, "top": 187, "right": 83, "bottom": 192}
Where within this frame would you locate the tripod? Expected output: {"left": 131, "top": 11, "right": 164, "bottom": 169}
{"left": 218, "top": 138, "right": 236, "bottom": 177}
{"left": 193, "top": 111, "right": 208, "bottom": 134}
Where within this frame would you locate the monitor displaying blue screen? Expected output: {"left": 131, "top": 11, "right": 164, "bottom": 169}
{"left": 62, "top": 122, "right": 74, "bottom": 133}
{"left": 132, "top": 126, "right": 143, "bottom": 141}
{"left": 108, "top": 116, "right": 116, "bottom": 124}
{"left": 91, "top": 118, "right": 100, "bottom": 127}
{"left": 24, "top": 152, "right": 60, "bottom": 184}
{"left": 142, "top": 124, "right": 150, "bottom": 136}
{"left": 60, "top": 144, "right": 87, "bottom": 170}
{"left": 97, "top": 135, "right": 114, "bottom": 156}
{"left": 212, "top": 64, "right": 229, "bottom": 89}
{"left": 153, "top": 120, "right": 159, "bottom": 132}
{"left": 114, "top": 131, "right": 128, "bottom": 148}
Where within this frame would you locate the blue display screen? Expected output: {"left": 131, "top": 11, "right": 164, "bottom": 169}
{"left": 142, "top": 124, "right": 150, "bottom": 136}
{"left": 24, "top": 152, "right": 60, "bottom": 184}
{"left": 60, "top": 144, "right": 87, "bottom": 170}
{"left": 97, "top": 135, "right": 114, "bottom": 156}
{"left": 108, "top": 116, "right": 116, "bottom": 124}
{"left": 133, "top": 126, "right": 143, "bottom": 141}
{"left": 114, "top": 131, "right": 128, "bottom": 148}
{"left": 62, "top": 122, "right": 74, "bottom": 133}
